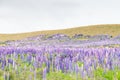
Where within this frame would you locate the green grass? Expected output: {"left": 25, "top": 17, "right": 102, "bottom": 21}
{"left": 47, "top": 72, "right": 78, "bottom": 80}
{"left": 1, "top": 67, "right": 120, "bottom": 80}
{"left": 94, "top": 67, "right": 120, "bottom": 80}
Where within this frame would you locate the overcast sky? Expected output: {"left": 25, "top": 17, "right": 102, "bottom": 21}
{"left": 0, "top": 0, "right": 120, "bottom": 33}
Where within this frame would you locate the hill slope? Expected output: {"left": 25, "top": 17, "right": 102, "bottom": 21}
{"left": 0, "top": 24, "right": 120, "bottom": 41}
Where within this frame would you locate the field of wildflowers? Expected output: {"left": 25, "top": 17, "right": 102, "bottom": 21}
{"left": 0, "top": 34, "right": 120, "bottom": 80}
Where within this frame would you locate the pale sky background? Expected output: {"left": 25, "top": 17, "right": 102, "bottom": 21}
{"left": 0, "top": 0, "right": 120, "bottom": 33}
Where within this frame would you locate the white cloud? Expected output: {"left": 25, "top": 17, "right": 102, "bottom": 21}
{"left": 0, "top": 0, "right": 120, "bottom": 33}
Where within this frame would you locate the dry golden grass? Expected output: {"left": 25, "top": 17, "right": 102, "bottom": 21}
{"left": 0, "top": 24, "right": 120, "bottom": 41}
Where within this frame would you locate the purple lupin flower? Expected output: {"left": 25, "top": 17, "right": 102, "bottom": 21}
{"left": 46, "top": 61, "right": 50, "bottom": 73}
{"left": 20, "top": 54, "right": 24, "bottom": 60}
{"left": 43, "top": 67, "right": 47, "bottom": 80}
{"left": 8, "top": 59, "right": 13, "bottom": 64}
{"left": 59, "top": 61, "right": 64, "bottom": 72}
{"left": 2, "top": 60, "right": 6, "bottom": 70}
{"left": 75, "top": 64, "right": 79, "bottom": 80}
{"left": 27, "top": 55, "right": 32, "bottom": 63}
{"left": 68, "top": 61, "right": 72, "bottom": 73}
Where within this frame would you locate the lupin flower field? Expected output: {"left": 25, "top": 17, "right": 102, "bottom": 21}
{"left": 1, "top": 32, "right": 120, "bottom": 80}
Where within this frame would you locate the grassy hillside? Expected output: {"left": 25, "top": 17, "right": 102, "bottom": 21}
{"left": 0, "top": 24, "right": 120, "bottom": 41}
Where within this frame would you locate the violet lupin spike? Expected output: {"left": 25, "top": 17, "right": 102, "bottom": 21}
{"left": 43, "top": 67, "right": 47, "bottom": 80}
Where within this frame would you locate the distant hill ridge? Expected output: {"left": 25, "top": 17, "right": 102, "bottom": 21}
{"left": 0, "top": 24, "right": 120, "bottom": 41}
